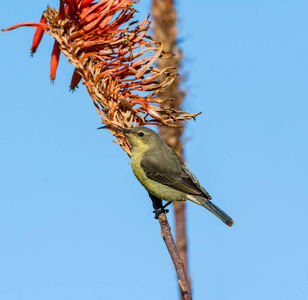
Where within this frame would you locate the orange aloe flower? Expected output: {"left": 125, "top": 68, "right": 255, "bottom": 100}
{"left": 2, "top": 0, "right": 200, "bottom": 155}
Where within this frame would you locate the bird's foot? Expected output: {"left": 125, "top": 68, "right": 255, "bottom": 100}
{"left": 153, "top": 201, "right": 172, "bottom": 219}
{"left": 153, "top": 207, "right": 169, "bottom": 219}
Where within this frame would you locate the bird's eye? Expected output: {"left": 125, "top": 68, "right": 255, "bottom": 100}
{"left": 138, "top": 132, "right": 144, "bottom": 137}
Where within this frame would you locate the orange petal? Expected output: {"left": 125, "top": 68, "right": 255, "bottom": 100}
{"left": 80, "top": 0, "right": 95, "bottom": 8}
{"left": 2, "top": 22, "right": 49, "bottom": 32}
{"left": 30, "top": 15, "right": 47, "bottom": 55}
{"left": 70, "top": 70, "right": 82, "bottom": 91}
{"left": 65, "top": 0, "right": 77, "bottom": 15}
{"left": 59, "top": 1, "right": 66, "bottom": 19}
{"left": 50, "top": 40, "right": 61, "bottom": 82}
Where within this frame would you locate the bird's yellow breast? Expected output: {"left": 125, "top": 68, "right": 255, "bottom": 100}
{"left": 130, "top": 145, "right": 151, "bottom": 186}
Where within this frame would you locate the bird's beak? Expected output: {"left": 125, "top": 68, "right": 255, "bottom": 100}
{"left": 97, "top": 125, "right": 132, "bottom": 134}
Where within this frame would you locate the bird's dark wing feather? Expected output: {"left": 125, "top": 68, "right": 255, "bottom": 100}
{"left": 140, "top": 148, "right": 212, "bottom": 199}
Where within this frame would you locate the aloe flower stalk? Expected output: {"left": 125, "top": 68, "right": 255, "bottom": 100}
{"left": 2, "top": 0, "right": 200, "bottom": 155}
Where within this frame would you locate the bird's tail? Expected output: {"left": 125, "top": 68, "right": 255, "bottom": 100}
{"left": 189, "top": 196, "right": 234, "bottom": 227}
{"left": 202, "top": 200, "right": 234, "bottom": 227}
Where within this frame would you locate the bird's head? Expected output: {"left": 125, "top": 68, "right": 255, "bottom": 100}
{"left": 124, "top": 126, "right": 160, "bottom": 150}
{"left": 97, "top": 125, "right": 161, "bottom": 151}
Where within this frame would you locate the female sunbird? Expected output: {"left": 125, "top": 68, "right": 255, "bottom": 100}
{"left": 100, "top": 126, "right": 234, "bottom": 227}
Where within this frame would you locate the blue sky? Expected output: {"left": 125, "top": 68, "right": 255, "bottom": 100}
{"left": 1, "top": 1, "right": 307, "bottom": 299}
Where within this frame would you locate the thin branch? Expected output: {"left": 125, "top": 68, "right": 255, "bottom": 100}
{"left": 158, "top": 212, "right": 192, "bottom": 300}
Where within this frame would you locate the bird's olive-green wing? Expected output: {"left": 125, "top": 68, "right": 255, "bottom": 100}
{"left": 140, "top": 149, "right": 212, "bottom": 199}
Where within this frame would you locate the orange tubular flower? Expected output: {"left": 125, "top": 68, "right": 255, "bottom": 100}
{"left": 50, "top": 40, "right": 61, "bottom": 82}
{"left": 2, "top": 0, "right": 200, "bottom": 155}
{"left": 70, "top": 69, "right": 83, "bottom": 91}
{"left": 30, "top": 15, "right": 48, "bottom": 55}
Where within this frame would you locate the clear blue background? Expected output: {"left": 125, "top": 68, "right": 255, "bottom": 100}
{"left": 1, "top": 1, "right": 307, "bottom": 299}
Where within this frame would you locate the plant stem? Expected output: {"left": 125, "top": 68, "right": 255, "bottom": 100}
{"left": 157, "top": 212, "right": 192, "bottom": 300}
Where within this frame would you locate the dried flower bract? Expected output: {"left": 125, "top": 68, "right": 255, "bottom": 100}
{"left": 2, "top": 0, "right": 200, "bottom": 155}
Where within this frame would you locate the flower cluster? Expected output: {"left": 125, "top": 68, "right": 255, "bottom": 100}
{"left": 3, "top": 0, "right": 200, "bottom": 154}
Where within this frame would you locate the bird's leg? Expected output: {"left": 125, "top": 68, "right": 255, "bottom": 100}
{"left": 163, "top": 201, "right": 172, "bottom": 209}
{"left": 148, "top": 193, "right": 171, "bottom": 219}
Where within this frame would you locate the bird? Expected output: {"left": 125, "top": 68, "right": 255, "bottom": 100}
{"left": 99, "top": 125, "right": 234, "bottom": 227}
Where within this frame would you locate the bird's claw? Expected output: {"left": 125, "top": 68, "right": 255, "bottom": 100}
{"left": 153, "top": 207, "right": 169, "bottom": 219}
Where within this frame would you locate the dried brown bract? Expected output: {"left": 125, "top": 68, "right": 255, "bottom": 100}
{"left": 3, "top": 0, "right": 200, "bottom": 154}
